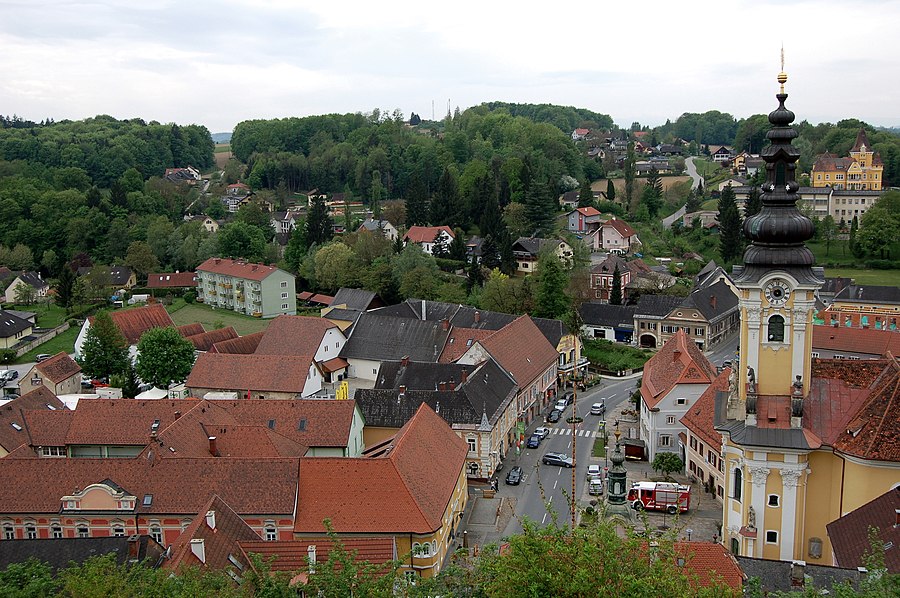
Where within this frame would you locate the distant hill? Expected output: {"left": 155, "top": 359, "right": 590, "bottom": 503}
{"left": 212, "top": 132, "right": 232, "bottom": 143}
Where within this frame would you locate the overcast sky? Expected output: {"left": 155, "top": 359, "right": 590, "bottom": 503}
{"left": 2, "top": 0, "right": 899, "bottom": 134}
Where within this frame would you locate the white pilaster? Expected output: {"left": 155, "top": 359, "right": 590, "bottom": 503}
{"left": 779, "top": 468, "right": 803, "bottom": 560}
{"left": 748, "top": 465, "right": 770, "bottom": 557}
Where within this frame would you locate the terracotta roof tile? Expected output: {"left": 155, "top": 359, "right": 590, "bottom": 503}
{"left": 438, "top": 327, "right": 493, "bottom": 363}
{"left": 575, "top": 207, "right": 600, "bottom": 217}
{"left": 675, "top": 542, "right": 744, "bottom": 589}
{"left": 210, "top": 331, "right": 265, "bottom": 354}
{"left": 254, "top": 316, "right": 335, "bottom": 356}
{"left": 641, "top": 330, "right": 716, "bottom": 409}
{"left": 680, "top": 368, "right": 729, "bottom": 450}
{"left": 165, "top": 494, "right": 261, "bottom": 572}
{"left": 60, "top": 399, "right": 206, "bottom": 446}
{"left": 829, "top": 359, "right": 900, "bottom": 461}
{"left": 223, "top": 400, "right": 358, "bottom": 449}
{"left": 197, "top": 258, "right": 283, "bottom": 282}
{"left": 147, "top": 272, "right": 198, "bottom": 289}
{"left": 403, "top": 226, "right": 454, "bottom": 244}
{"left": 826, "top": 487, "right": 900, "bottom": 573}
{"left": 603, "top": 218, "right": 637, "bottom": 238}
{"left": 293, "top": 404, "right": 465, "bottom": 534}
{"left": 88, "top": 304, "right": 175, "bottom": 345}
{"left": 177, "top": 323, "right": 205, "bottom": 337}
{"left": 34, "top": 352, "right": 81, "bottom": 384}
{"left": 239, "top": 537, "right": 396, "bottom": 573}
{"left": 187, "top": 354, "right": 311, "bottom": 394}
{"left": 185, "top": 327, "right": 239, "bottom": 352}
{"left": 0, "top": 387, "right": 66, "bottom": 452}
{"left": 479, "top": 316, "right": 558, "bottom": 386}
{"left": 812, "top": 325, "right": 900, "bottom": 356}
{"left": 22, "top": 409, "right": 74, "bottom": 449}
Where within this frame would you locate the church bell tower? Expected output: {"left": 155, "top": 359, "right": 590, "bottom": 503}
{"left": 731, "top": 65, "right": 825, "bottom": 424}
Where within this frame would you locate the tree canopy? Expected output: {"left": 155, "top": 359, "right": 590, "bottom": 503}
{"left": 135, "top": 326, "right": 196, "bottom": 389}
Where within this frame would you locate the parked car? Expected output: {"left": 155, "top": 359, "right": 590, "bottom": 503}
{"left": 534, "top": 427, "right": 550, "bottom": 439}
{"left": 587, "top": 464, "right": 602, "bottom": 480}
{"left": 554, "top": 399, "right": 568, "bottom": 412}
{"left": 589, "top": 477, "right": 604, "bottom": 496}
{"left": 35, "top": 354, "right": 52, "bottom": 363}
{"left": 505, "top": 466, "right": 523, "bottom": 485}
{"left": 542, "top": 453, "right": 574, "bottom": 468}
{"left": 563, "top": 391, "right": 575, "bottom": 404}
{"left": 546, "top": 409, "right": 562, "bottom": 423}
{"left": 0, "top": 370, "right": 17, "bottom": 382}
{"left": 590, "top": 401, "right": 606, "bottom": 415}
{"left": 526, "top": 434, "right": 541, "bottom": 449}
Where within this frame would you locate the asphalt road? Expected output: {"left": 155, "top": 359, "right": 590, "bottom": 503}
{"left": 685, "top": 156, "right": 704, "bottom": 190}
{"left": 499, "top": 376, "right": 637, "bottom": 534}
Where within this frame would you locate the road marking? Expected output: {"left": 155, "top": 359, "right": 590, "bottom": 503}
{"left": 553, "top": 479, "right": 558, "bottom": 489}
{"left": 542, "top": 512, "right": 548, "bottom": 524}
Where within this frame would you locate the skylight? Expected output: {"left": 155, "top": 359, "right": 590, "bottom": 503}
{"left": 142, "top": 494, "right": 153, "bottom": 506}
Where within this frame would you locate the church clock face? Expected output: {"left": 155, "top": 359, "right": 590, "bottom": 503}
{"left": 764, "top": 279, "right": 791, "bottom": 306}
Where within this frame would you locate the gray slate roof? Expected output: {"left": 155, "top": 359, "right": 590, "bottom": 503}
{"left": 736, "top": 557, "right": 862, "bottom": 594}
{"left": 355, "top": 359, "right": 516, "bottom": 428}
{"left": 833, "top": 284, "right": 900, "bottom": 304}
{"left": 331, "top": 288, "right": 380, "bottom": 311}
{"left": 512, "top": 237, "right": 561, "bottom": 256}
{"left": 713, "top": 390, "right": 812, "bottom": 450}
{"left": 680, "top": 280, "right": 739, "bottom": 322}
{"left": 0, "top": 536, "right": 163, "bottom": 573}
{"left": 579, "top": 303, "right": 637, "bottom": 329}
{"left": 0, "top": 309, "right": 31, "bottom": 338}
{"left": 634, "top": 295, "right": 684, "bottom": 318}
{"left": 15, "top": 271, "right": 48, "bottom": 290}
{"left": 375, "top": 361, "right": 472, "bottom": 390}
{"left": 340, "top": 313, "right": 450, "bottom": 362}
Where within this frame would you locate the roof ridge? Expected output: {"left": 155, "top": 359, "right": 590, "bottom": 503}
{"left": 861, "top": 366, "right": 900, "bottom": 457}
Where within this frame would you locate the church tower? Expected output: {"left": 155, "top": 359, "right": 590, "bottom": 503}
{"left": 731, "top": 66, "right": 824, "bottom": 419}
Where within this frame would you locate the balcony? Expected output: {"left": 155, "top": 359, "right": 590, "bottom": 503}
{"left": 558, "top": 356, "right": 590, "bottom": 374}
{"left": 223, "top": 283, "right": 232, "bottom": 289}
{"left": 208, "top": 289, "right": 217, "bottom": 296}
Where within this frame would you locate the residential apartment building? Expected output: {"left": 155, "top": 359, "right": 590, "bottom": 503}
{"left": 634, "top": 280, "right": 739, "bottom": 351}
{"left": 196, "top": 258, "right": 296, "bottom": 318}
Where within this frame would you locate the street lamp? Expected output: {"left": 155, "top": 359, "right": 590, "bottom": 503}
{"left": 686, "top": 528, "right": 693, "bottom": 542}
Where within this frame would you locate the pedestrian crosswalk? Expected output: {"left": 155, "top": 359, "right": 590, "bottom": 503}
{"left": 548, "top": 427, "right": 601, "bottom": 438}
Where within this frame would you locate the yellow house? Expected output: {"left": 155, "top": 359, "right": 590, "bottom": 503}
{"left": 292, "top": 403, "right": 468, "bottom": 580}
{"left": 718, "top": 73, "right": 900, "bottom": 566}
{"left": 811, "top": 129, "right": 884, "bottom": 191}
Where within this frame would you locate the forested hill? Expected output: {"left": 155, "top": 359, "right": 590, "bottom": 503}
{"left": 478, "top": 102, "right": 615, "bottom": 133}
{"left": 0, "top": 115, "right": 214, "bottom": 187}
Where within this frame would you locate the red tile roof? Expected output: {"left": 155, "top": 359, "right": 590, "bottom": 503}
{"left": 319, "top": 357, "right": 348, "bottom": 373}
{"left": 222, "top": 400, "right": 358, "bottom": 449}
{"left": 165, "top": 494, "right": 261, "bottom": 572}
{"left": 187, "top": 353, "right": 312, "bottom": 394}
{"left": 826, "top": 487, "right": 900, "bottom": 573}
{"left": 185, "top": 326, "right": 239, "bottom": 352}
{"left": 575, "top": 207, "right": 601, "bottom": 217}
{"left": 254, "top": 316, "right": 335, "bottom": 357}
{"left": 0, "top": 387, "right": 66, "bottom": 452}
{"left": 812, "top": 325, "right": 900, "bottom": 357}
{"left": 675, "top": 542, "right": 744, "bottom": 589}
{"left": 829, "top": 359, "right": 900, "bottom": 462}
{"left": 681, "top": 368, "right": 729, "bottom": 451}
{"left": 438, "top": 327, "right": 493, "bottom": 363}
{"left": 603, "top": 218, "right": 637, "bottom": 238}
{"left": 210, "top": 331, "right": 265, "bottom": 354}
{"left": 88, "top": 304, "right": 175, "bottom": 345}
{"left": 239, "top": 537, "right": 396, "bottom": 573}
{"left": 479, "top": 316, "right": 559, "bottom": 386}
{"left": 403, "top": 226, "right": 454, "bottom": 244}
{"left": 813, "top": 152, "right": 856, "bottom": 173}
{"left": 641, "top": 330, "right": 716, "bottom": 409}
{"left": 34, "top": 352, "right": 81, "bottom": 384}
{"left": 147, "top": 272, "right": 198, "bottom": 289}
{"left": 177, "top": 323, "right": 205, "bottom": 337}
{"left": 197, "top": 258, "right": 283, "bottom": 282}
{"left": 293, "top": 403, "right": 466, "bottom": 534}
{"left": 56, "top": 399, "right": 207, "bottom": 446}
{"left": 0, "top": 457, "right": 299, "bottom": 516}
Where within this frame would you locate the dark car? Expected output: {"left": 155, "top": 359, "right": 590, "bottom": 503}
{"left": 505, "top": 466, "right": 523, "bottom": 485}
{"left": 526, "top": 434, "right": 541, "bottom": 449}
{"left": 563, "top": 391, "right": 574, "bottom": 405}
{"left": 542, "top": 452, "right": 574, "bottom": 468}
{"left": 546, "top": 409, "right": 562, "bottom": 423}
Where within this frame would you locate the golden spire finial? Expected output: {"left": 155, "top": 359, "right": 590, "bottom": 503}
{"left": 778, "top": 45, "right": 788, "bottom": 93}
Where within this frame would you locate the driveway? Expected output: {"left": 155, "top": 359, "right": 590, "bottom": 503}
{"left": 685, "top": 156, "right": 704, "bottom": 190}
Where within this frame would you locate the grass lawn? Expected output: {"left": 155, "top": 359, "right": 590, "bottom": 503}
{"left": 167, "top": 302, "right": 272, "bottom": 335}
{"left": 4, "top": 303, "right": 69, "bottom": 328}
{"left": 823, "top": 267, "right": 900, "bottom": 286}
{"left": 592, "top": 431, "right": 607, "bottom": 458}
{"left": 14, "top": 327, "right": 79, "bottom": 364}
{"left": 214, "top": 144, "right": 231, "bottom": 153}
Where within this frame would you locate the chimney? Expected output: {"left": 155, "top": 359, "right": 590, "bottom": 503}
{"left": 214, "top": 258, "right": 221, "bottom": 264}
{"left": 400, "top": 355, "right": 409, "bottom": 367}
{"left": 205, "top": 510, "right": 216, "bottom": 530}
{"left": 208, "top": 436, "right": 218, "bottom": 457}
{"left": 790, "top": 560, "right": 806, "bottom": 588}
{"left": 441, "top": 318, "right": 450, "bottom": 331}
{"left": 439, "top": 382, "right": 447, "bottom": 391}
{"left": 398, "top": 385, "right": 406, "bottom": 397}
{"left": 673, "top": 349, "right": 682, "bottom": 362}
{"left": 190, "top": 538, "right": 206, "bottom": 564}
{"left": 251, "top": 265, "right": 258, "bottom": 271}
{"left": 174, "top": 411, "right": 181, "bottom": 420}
{"left": 710, "top": 295, "right": 717, "bottom": 309}
{"left": 127, "top": 535, "right": 141, "bottom": 560}
{"left": 307, "top": 545, "right": 317, "bottom": 574}
{"left": 895, "top": 509, "right": 900, "bottom": 527}
{"left": 474, "top": 311, "right": 480, "bottom": 323}
{"left": 461, "top": 369, "right": 468, "bottom": 382}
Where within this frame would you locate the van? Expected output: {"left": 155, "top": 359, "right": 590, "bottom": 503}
{"left": 36, "top": 354, "right": 52, "bottom": 363}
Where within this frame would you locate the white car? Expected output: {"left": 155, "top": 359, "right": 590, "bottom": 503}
{"left": 590, "top": 401, "right": 606, "bottom": 415}
{"left": 554, "top": 399, "right": 568, "bottom": 412}
{"left": 534, "top": 427, "right": 550, "bottom": 439}
{"left": 587, "top": 464, "right": 602, "bottom": 480}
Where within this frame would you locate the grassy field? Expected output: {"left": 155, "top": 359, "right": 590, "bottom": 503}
{"left": 14, "top": 327, "right": 79, "bottom": 364}
{"left": 822, "top": 267, "right": 900, "bottom": 286}
{"left": 4, "top": 303, "right": 68, "bottom": 328}
{"left": 214, "top": 143, "right": 231, "bottom": 153}
{"left": 167, "top": 301, "right": 272, "bottom": 335}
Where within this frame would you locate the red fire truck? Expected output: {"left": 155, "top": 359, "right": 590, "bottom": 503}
{"left": 627, "top": 481, "right": 691, "bottom": 514}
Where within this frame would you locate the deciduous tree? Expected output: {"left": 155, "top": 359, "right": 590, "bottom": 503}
{"left": 651, "top": 452, "right": 684, "bottom": 480}
{"left": 124, "top": 241, "right": 160, "bottom": 283}
{"left": 135, "top": 327, "right": 196, "bottom": 389}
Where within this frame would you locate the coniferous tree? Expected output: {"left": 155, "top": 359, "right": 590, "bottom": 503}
{"left": 610, "top": 265, "right": 623, "bottom": 305}
{"left": 849, "top": 215, "right": 860, "bottom": 256}
{"left": 744, "top": 186, "right": 762, "bottom": 218}
{"left": 534, "top": 252, "right": 569, "bottom": 319}
{"left": 306, "top": 195, "right": 333, "bottom": 248}
{"left": 718, "top": 184, "right": 743, "bottom": 262}
{"left": 577, "top": 177, "right": 594, "bottom": 207}
{"left": 431, "top": 231, "right": 449, "bottom": 258}
{"left": 499, "top": 229, "right": 516, "bottom": 276}
{"left": 55, "top": 263, "right": 76, "bottom": 310}
{"left": 466, "top": 257, "right": 483, "bottom": 291}
{"left": 479, "top": 234, "right": 500, "bottom": 270}
{"left": 624, "top": 142, "right": 636, "bottom": 212}
{"left": 606, "top": 179, "right": 616, "bottom": 203}
{"left": 431, "top": 166, "right": 461, "bottom": 227}
{"left": 78, "top": 310, "right": 129, "bottom": 380}
{"left": 405, "top": 174, "right": 429, "bottom": 227}
{"left": 448, "top": 229, "right": 467, "bottom": 262}
{"left": 641, "top": 168, "right": 664, "bottom": 218}
{"left": 525, "top": 180, "right": 554, "bottom": 237}
{"left": 685, "top": 189, "right": 702, "bottom": 213}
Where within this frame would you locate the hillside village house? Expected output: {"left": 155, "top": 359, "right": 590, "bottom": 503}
{"left": 0, "top": 309, "right": 33, "bottom": 350}
{"left": 74, "top": 303, "right": 175, "bottom": 359}
{"left": 76, "top": 266, "right": 136, "bottom": 290}
{"left": 402, "top": 226, "right": 454, "bottom": 255}
{"left": 511, "top": 238, "right": 573, "bottom": 276}
{"left": 3, "top": 271, "right": 49, "bottom": 304}
{"left": 599, "top": 218, "right": 640, "bottom": 254}
{"left": 565, "top": 206, "right": 602, "bottom": 234}
{"left": 196, "top": 258, "right": 296, "bottom": 318}
{"left": 811, "top": 129, "right": 883, "bottom": 191}
{"left": 639, "top": 330, "right": 717, "bottom": 461}
{"left": 147, "top": 272, "right": 197, "bottom": 293}
{"left": 357, "top": 218, "right": 399, "bottom": 241}
{"left": 17, "top": 352, "right": 81, "bottom": 397}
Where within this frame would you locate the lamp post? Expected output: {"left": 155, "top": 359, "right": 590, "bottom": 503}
{"left": 571, "top": 372, "right": 577, "bottom": 531}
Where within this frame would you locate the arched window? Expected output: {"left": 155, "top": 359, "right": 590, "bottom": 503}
{"left": 2, "top": 522, "right": 14, "bottom": 540}
{"left": 149, "top": 524, "right": 162, "bottom": 544}
{"left": 767, "top": 315, "right": 785, "bottom": 342}
{"left": 24, "top": 521, "right": 37, "bottom": 539}
{"left": 412, "top": 542, "right": 421, "bottom": 557}
{"left": 76, "top": 523, "right": 90, "bottom": 538}
{"left": 264, "top": 521, "right": 277, "bottom": 542}
{"left": 111, "top": 522, "right": 126, "bottom": 537}
{"left": 50, "top": 523, "right": 63, "bottom": 539}
{"left": 733, "top": 468, "right": 743, "bottom": 501}
{"left": 731, "top": 538, "right": 740, "bottom": 555}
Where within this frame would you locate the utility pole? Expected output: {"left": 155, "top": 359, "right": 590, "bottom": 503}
{"left": 571, "top": 377, "right": 577, "bottom": 531}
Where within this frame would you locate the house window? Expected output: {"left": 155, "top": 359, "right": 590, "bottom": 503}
{"left": 281, "top": 292, "right": 288, "bottom": 299}
{"left": 690, "top": 437, "right": 697, "bottom": 450}
{"left": 707, "top": 453, "right": 717, "bottom": 467}
{"left": 767, "top": 315, "right": 785, "bottom": 342}
{"left": 467, "top": 438, "right": 476, "bottom": 453}
{"left": 676, "top": 398, "right": 686, "bottom": 405}
{"left": 51, "top": 524, "right": 63, "bottom": 539}
{"left": 659, "top": 435, "right": 671, "bottom": 447}
{"left": 694, "top": 328, "right": 704, "bottom": 336}
{"left": 666, "top": 415, "right": 676, "bottom": 425}
{"left": 76, "top": 524, "right": 89, "bottom": 538}
{"left": 733, "top": 468, "right": 743, "bottom": 501}
{"left": 765, "top": 531, "right": 778, "bottom": 544}
{"left": 264, "top": 522, "right": 277, "bottom": 541}
{"left": 25, "top": 524, "right": 37, "bottom": 539}
{"left": 112, "top": 524, "right": 126, "bottom": 537}
{"left": 768, "top": 494, "right": 780, "bottom": 507}
{"left": 149, "top": 524, "right": 162, "bottom": 544}
{"left": 282, "top": 303, "right": 289, "bottom": 310}
{"left": 280, "top": 281, "right": 287, "bottom": 288}
{"left": 40, "top": 446, "right": 65, "bottom": 457}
